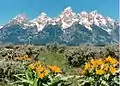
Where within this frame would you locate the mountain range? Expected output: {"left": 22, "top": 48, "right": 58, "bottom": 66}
{"left": 0, "top": 7, "right": 119, "bottom": 46}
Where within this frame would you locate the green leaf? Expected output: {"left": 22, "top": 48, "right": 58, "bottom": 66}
{"left": 14, "top": 74, "right": 33, "bottom": 85}
{"left": 104, "top": 74, "right": 110, "bottom": 80}
{"left": 49, "top": 80, "right": 64, "bottom": 86}
{"left": 113, "top": 76, "right": 120, "bottom": 85}
{"left": 42, "top": 83, "right": 48, "bottom": 86}
{"left": 33, "top": 77, "right": 39, "bottom": 86}
{"left": 25, "top": 71, "right": 31, "bottom": 81}
{"left": 101, "top": 80, "right": 109, "bottom": 86}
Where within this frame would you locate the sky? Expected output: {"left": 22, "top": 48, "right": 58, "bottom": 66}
{"left": 0, "top": 0, "right": 119, "bottom": 25}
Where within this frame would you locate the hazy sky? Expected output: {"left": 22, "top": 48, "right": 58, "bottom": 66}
{"left": 0, "top": 0, "right": 119, "bottom": 25}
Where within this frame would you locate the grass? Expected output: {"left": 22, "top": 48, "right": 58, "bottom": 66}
{"left": 38, "top": 52, "right": 65, "bottom": 67}
{"left": 38, "top": 52, "right": 79, "bottom": 75}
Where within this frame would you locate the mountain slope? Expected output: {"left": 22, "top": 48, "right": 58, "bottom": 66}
{"left": 0, "top": 7, "right": 119, "bottom": 45}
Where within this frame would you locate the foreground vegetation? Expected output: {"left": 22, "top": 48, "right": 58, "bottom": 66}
{"left": 0, "top": 44, "right": 119, "bottom": 86}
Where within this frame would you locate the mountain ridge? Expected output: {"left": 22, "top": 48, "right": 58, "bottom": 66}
{"left": 0, "top": 7, "right": 119, "bottom": 45}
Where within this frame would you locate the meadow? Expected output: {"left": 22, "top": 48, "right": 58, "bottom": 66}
{"left": 0, "top": 44, "right": 119, "bottom": 86}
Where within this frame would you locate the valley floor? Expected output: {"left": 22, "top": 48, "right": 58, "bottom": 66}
{"left": 0, "top": 44, "right": 119, "bottom": 86}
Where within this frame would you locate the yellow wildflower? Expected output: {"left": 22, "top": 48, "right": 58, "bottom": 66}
{"left": 44, "top": 69, "right": 49, "bottom": 76}
{"left": 110, "top": 66, "right": 117, "bottom": 74}
{"left": 35, "top": 61, "right": 41, "bottom": 67}
{"left": 106, "top": 56, "right": 117, "bottom": 64}
{"left": 38, "top": 73, "right": 44, "bottom": 79}
{"left": 96, "top": 69, "right": 105, "bottom": 75}
{"left": 90, "top": 59, "right": 95, "bottom": 64}
{"left": 28, "top": 63, "right": 35, "bottom": 70}
{"left": 81, "top": 70, "right": 86, "bottom": 75}
{"left": 48, "top": 65, "right": 62, "bottom": 73}
{"left": 36, "top": 66, "right": 44, "bottom": 73}
{"left": 36, "top": 67, "right": 49, "bottom": 79}
{"left": 25, "top": 58, "right": 32, "bottom": 61}
{"left": 103, "top": 64, "right": 109, "bottom": 71}
{"left": 24, "top": 55, "right": 29, "bottom": 58}
{"left": 106, "top": 56, "right": 112, "bottom": 61}
{"left": 96, "top": 59, "right": 104, "bottom": 65}
{"left": 84, "top": 62, "right": 91, "bottom": 70}
{"left": 110, "top": 58, "right": 117, "bottom": 64}
{"left": 90, "top": 59, "right": 97, "bottom": 68}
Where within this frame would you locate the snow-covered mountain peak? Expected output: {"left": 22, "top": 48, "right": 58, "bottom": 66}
{"left": 1, "top": 7, "right": 118, "bottom": 33}
{"left": 106, "top": 17, "right": 114, "bottom": 22}
{"left": 64, "top": 6, "right": 72, "bottom": 12}
{"left": 30, "top": 12, "right": 52, "bottom": 32}
{"left": 13, "top": 14, "right": 27, "bottom": 20}
{"left": 90, "top": 10, "right": 98, "bottom": 14}
{"left": 0, "top": 26, "right": 3, "bottom": 29}
{"left": 80, "top": 11, "right": 88, "bottom": 16}
{"left": 37, "top": 12, "right": 48, "bottom": 19}
{"left": 60, "top": 7, "right": 74, "bottom": 19}
{"left": 60, "top": 7, "right": 79, "bottom": 29}
{"left": 8, "top": 14, "right": 28, "bottom": 25}
{"left": 40, "top": 12, "right": 47, "bottom": 16}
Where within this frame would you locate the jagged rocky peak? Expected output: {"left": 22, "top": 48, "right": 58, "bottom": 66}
{"left": 37, "top": 12, "right": 48, "bottom": 19}
{"left": 64, "top": 6, "right": 72, "bottom": 13}
{"left": 0, "top": 25, "right": 3, "bottom": 29}
{"left": 77, "top": 10, "right": 116, "bottom": 28}
{"left": 61, "top": 6, "right": 77, "bottom": 18}
{"left": 89, "top": 10, "right": 98, "bottom": 15}
{"left": 79, "top": 11, "right": 88, "bottom": 17}
{"left": 30, "top": 12, "right": 52, "bottom": 32}
{"left": 0, "top": 6, "right": 119, "bottom": 45}
{"left": 0, "top": 6, "right": 118, "bottom": 32}
{"left": 60, "top": 6, "right": 79, "bottom": 29}
{"left": 9, "top": 14, "right": 28, "bottom": 25}
{"left": 13, "top": 14, "right": 28, "bottom": 20}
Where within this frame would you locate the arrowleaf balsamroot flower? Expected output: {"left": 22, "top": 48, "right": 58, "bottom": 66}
{"left": 105, "top": 56, "right": 117, "bottom": 64}
{"left": 81, "top": 69, "right": 86, "bottom": 75}
{"left": 36, "top": 66, "right": 44, "bottom": 73}
{"left": 28, "top": 61, "right": 62, "bottom": 79}
{"left": 14, "top": 55, "right": 32, "bottom": 61}
{"left": 43, "top": 69, "right": 49, "bottom": 76}
{"left": 96, "top": 59, "right": 104, "bottom": 65}
{"left": 96, "top": 69, "right": 105, "bottom": 75}
{"left": 28, "top": 63, "right": 35, "bottom": 70}
{"left": 90, "top": 59, "right": 97, "bottom": 68}
{"left": 84, "top": 62, "right": 91, "bottom": 70}
{"left": 109, "top": 66, "right": 117, "bottom": 74}
{"left": 48, "top": 65, "right": 62, "bottom": 73}
{"left": 102, "top": 64, "right": 109, "bottom": 71}
{"left": 81, "top": 56, "right": 119, "bottom": 76}
{"left": 38, "top": 73, "right": 44, "bottom": 79}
